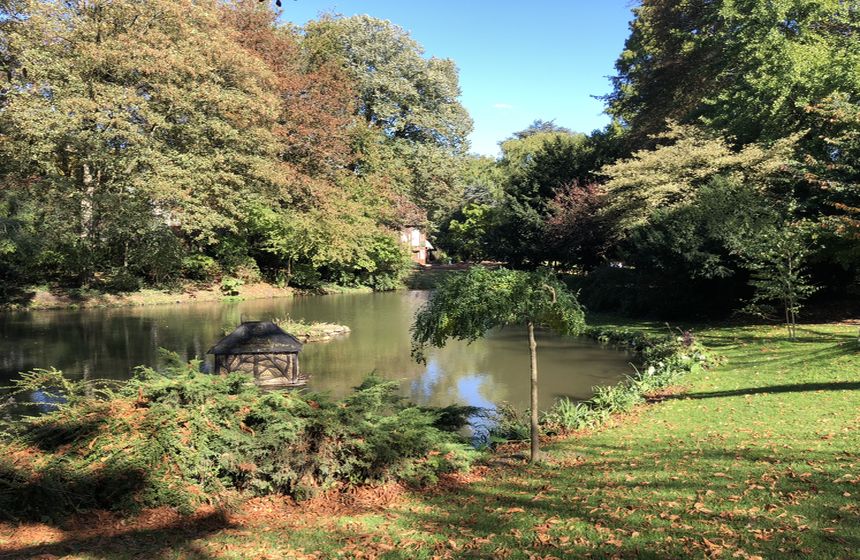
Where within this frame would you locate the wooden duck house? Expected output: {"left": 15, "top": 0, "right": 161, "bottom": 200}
{"left": 208, "top": 321, "right": 306, "bottom": 388}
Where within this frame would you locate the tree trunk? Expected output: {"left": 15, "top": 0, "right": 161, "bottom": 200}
{"left": 79, "top": 162, "right": 96, "bottom": 285}
{"left": 528, "top": 320, "right": 540, "bottom": 463}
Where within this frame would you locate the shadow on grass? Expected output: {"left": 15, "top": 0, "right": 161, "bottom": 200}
{"left": 699, "top": 331, "right": 858, "bottom": 349}
{"left": 351, "top": 440, "right": 859, "bottom": 559}
{"left": 668, "top": 381, "right": 860, "bottom": 400}
{"left": 701, "top": 338, "right": 857, "bottom": 371}
{"left": 0, "top": 460, "right": 152, "bottom": 524}
{"left": 0, "top": 510, "right": 230, "bottom": 560}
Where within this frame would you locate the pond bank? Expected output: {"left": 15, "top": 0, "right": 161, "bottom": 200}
{"left": 2, "top": 265, "right": 477, "bottom": 312}
{"left": 1, "top": 281, "right": 375, "bottom": 312}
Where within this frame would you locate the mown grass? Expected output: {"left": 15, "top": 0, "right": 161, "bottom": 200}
{"left": 1, "top": 321, "right": 858, "bottom": 559}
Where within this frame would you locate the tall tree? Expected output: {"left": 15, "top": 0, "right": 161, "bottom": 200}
{"left": 601, "top": 123, "right": 799, "bottom": 233}
{"left": 223, "top": 1, "right": 356, "bottom": 181}
{"left": 545, "top": 182, "right": 609, "bottom": 270}
{"left": 303, "top": 15, "right": 473, "bottom": 224}
{"left": 0, "top": 0, "right": 286, "bottom": 283}
{"left": 607, "top": 0, "right": 860, "bottom": 147}
{"left": 805, "top": 93, "right": 860, "bottom": 249}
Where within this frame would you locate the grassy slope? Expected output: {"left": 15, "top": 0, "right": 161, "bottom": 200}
{"left": 1, "top": 322, "right": 857, "bottom": 559}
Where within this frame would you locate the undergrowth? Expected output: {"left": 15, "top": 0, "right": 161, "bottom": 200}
{"left": 0, "top": 355, "right": 476, "bottom": 521}
{"left": 492, "top": 327, "right": 713, "bottom": 441}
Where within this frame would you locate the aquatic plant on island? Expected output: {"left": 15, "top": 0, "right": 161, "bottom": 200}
{"left": 217, "top": 318, "right": 350, "bottom": 345}
{"left": 0, "top": 355, "right": 476, "bottom": 520}
{"left": 274, "top": 318, "right": 351, "bottom": 343}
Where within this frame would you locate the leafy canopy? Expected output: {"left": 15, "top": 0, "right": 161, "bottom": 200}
{"left": 606, "top": 0, "right": 860, "bottom": 146}
{"left": 411, "top": 267, "right": 586, "bottom": 363}
{"left": 601, "top": 123, "right": 799, "bottom": 231}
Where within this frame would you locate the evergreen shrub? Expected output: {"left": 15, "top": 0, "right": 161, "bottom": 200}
{"left": 0, "top": 359, "right": 476, "bottom": 520}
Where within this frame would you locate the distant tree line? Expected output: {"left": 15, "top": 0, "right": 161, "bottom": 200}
{"left": 437, "top": 0, "right": 860, "bottom": 320}
{"left": 0, "top": 1, "right": 473, "bottom": 297}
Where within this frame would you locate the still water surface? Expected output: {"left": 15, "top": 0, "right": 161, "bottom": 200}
{"left": 0, "top": 291, "right": 634, "bottom": 412}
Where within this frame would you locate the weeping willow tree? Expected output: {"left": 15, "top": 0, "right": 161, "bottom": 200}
{"left": 411, "top": 266, "right": 586, "bottom": 462}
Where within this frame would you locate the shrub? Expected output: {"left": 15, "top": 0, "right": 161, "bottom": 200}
{"left": 486, "top": 402, "right": 530, "bottom": 444}
{"left": 288, "top": 262, "right": 323, "bottom": 289}
{"left": 181, "top": 254, "right": 221, "bottom": 282}
{"left": 100, "top": 267, "right": 141, "bottom": 293}
{"left": 0, "top": 361, "right": 476, "bottom": 520}
{"left": 541, "top": 398, "right": 597, "bottom": 432}
{"left": 219, "top": 276, "right": 244, "bottom": 296}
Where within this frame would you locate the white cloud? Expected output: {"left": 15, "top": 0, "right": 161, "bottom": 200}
{"left": 492, "top": 103, "right": 513, "bottom": 110}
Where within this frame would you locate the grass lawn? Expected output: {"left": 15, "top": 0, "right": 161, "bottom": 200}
{"left": 1, "top": 321, "right": 858, "bottom": 559}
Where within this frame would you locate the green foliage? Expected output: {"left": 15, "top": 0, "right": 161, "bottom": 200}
{"left": 502, "top": 132, "right": 595, "bottom": 210}
{"left": 304, "top": 15, "right": 472, "bottom": 153}
{"left": 181, "top": 255, "right": 221, "bottom": 283}
{"left": 1, "top": 0, "right": 285, "bottom": 283}
{"left": 592, "top": 0, "right": 860, "bottom": 314}
{"left": 732, "top": 221, "right": 818, "bottom": 338}
{"left": 434, "top": 122, "right": 626, "bottom": 270}
{"left": 601, "top": 124, "right": 799, "bottom": 232}
{"left": 411, "top": 267, "right": 586, "bottom": 362}
{"left": 0, "top": 2, "right": 471, "bottom": 298}
{"left": 539, "top": 398, "right": 595, "bottom": 432}
{"left": 411, "top": 266, "right": 587, "bottom": 461}
{"left": 607, "top": 0, "right": 860, "bottom": 147}
{"left": 805, "top": 93, "right": 860, "bottom": 276}
{"left": 328, "top": 233, "right": 413, "bottom": 292}
{"left": 439, "top": 204, "right": 494, "bottom": 262}
{"left": 534, "top": 327, "right": 712, "bottom": 437}
{"left": 219, "top": 277, "right": 244, "bottom": 297}
{"left": 303, "top": 14, "right": 472, "bottom": 224}
{"left": 485, "top": 402, "right": 531, "bottom": 443}
{"left": 120, "top": 323, "right": 856, "bottom": 559}
{"left": 0, "top": 360, "right": 476, "bottom": 519}
{"left": 472, "top": 130, "right": 607, "bottom": 267}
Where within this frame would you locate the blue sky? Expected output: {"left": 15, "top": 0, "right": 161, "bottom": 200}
{"left": 281, "top": 1, "right": 635, "bottom": 157}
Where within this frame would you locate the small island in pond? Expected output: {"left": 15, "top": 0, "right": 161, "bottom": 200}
{"left": 276, "top": 318, "right": 351, "bottom": 343}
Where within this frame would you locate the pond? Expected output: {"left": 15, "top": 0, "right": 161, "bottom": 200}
{"left": 0, "top": 291, "right": 634, "bottom": 415}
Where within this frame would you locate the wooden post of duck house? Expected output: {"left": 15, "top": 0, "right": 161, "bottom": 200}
{"left": 208, "top": 321, "right": 307, "bottom": 388}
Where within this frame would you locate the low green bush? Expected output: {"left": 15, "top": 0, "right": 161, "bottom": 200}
{"left": 0, "top": 358, "right": 476, "bottom": 520}
{"left": 181, "top": 254, "right": 221, "bottom": 282}
{"left": 485, "top": 402, "right": 531, "bottom": 444}
{"left": 496, "top": 327, "right": 713, "bottom": 439}
{"left": 219, "top": 276, "right": 244, "bottom": 296}
{"left": 540, "top": 398, "right": 595, "bottom": 431}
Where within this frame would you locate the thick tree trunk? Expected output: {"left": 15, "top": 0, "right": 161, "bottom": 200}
{"left": 528, "top": 320, "right": 540, "bottom": 463}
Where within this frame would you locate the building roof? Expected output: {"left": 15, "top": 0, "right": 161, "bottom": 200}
{"left": 208, "top": 321, "right": 303, "bottom": 355}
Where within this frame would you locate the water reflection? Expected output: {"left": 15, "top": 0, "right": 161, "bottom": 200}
{"left": 0, "top": 291, "right": 635, "bottom": 412}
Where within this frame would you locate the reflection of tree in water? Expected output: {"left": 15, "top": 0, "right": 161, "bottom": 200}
{"left": 0, "top": 306, "right": 220, "bottom": 383}
{"left": 406, "top": 340, "right": 509, "bottom": 409}
{"left": 437, "top": 327, "right": 635, "bottom": 411}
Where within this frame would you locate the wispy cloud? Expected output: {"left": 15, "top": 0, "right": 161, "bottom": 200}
{"left": 493, "top": 103, "right": 514, "bottom": 110}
